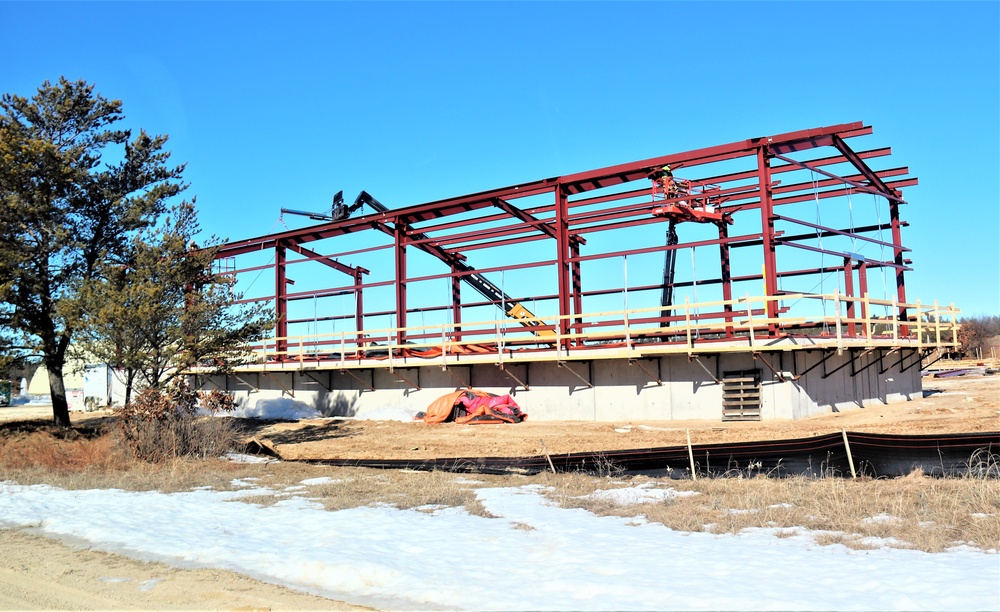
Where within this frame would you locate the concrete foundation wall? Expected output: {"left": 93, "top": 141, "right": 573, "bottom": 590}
{"left": 204, "top": 348, "right": 923, "bottom": 422}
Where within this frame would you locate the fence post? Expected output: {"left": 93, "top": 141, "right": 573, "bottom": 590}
{"left": 842, "top": 429, "right": 857, "bottom": 479}
{"left": 686, "top": 429, "right": 697, "bottom": 481}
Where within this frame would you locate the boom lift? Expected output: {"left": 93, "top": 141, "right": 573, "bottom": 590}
{"left": 282, "top": 191, "right": 555, "bottom": 339}
{"left": 648, "top": 165, "right": 729, "bottom": 327}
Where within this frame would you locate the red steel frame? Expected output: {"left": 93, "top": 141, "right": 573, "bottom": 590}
{"left": 215, "top": 121, "right": 918, "bottom": 360}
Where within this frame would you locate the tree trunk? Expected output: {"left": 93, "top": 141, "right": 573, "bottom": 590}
{"left": 124, "top": 368, "right": 136, "bottom": 406}
{"left": 46, "top": 359, "right": 71, "bottom": 427}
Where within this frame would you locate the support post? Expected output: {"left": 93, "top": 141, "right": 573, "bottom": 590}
{"left": 686, "top": 429, "right": 697, "bottom": 481}
{"left": 554, "top": 185, "right": 572, "bottom": 349}
{"left": 451, "top": 265, "right": 463, "bottom": 342}
{"left": 394, "top": 224, "right": 408, "bottom": 346}
{"left": 843, "top": 257, "right": 856, "bottom": 337}
{"left": 889, "top": 197, "right": 908, "bottom": 335}
{"left": 571, "top": 240, "right": 584, "bottom": 347}
{"left": 756, "top": 146, "right": 779, "bottom": 335}
{"left": 719, "top": 222, "right": 734, "bottom": 338}
{"left": 858, "top": 261, "right": 869, "bottom": 336}
{"left": 842, "top": 429, "right": 857, "bottom": 479}
{"left": 355, "top": 269, "right": 366, "bottom": 351}
{"left": 275, "top": 242, "right": 288, "bottom": 359}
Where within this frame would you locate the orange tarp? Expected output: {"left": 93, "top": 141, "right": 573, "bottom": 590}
{"left": 422, "top": 390, "right": 490, "bottom": 424}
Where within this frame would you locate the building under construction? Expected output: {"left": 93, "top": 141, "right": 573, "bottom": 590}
{"left": 203, "top": 122, "right": 960, "bottom": 422}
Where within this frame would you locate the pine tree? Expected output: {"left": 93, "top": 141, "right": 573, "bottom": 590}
{"left": 0, "top": 78, "right": 185, "bottom": 426}
{"left": 76, "top": 202, "right": 270, "bottom": 404}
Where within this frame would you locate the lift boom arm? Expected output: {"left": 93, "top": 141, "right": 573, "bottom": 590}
{"left": 660, "top": 221, "right": 679, "bottom": 327}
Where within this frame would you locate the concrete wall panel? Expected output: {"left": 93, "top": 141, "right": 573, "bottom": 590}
{"left": 207, "top": 347, "right": 924, "bottom": 423}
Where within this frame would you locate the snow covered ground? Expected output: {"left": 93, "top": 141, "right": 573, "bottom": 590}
{"left": 1, "top": 479, "right": 997, "bottom": 611}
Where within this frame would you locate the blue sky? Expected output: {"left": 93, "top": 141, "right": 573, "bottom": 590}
{"left": 4, "top": 1, "right": 998, "bottom": 316}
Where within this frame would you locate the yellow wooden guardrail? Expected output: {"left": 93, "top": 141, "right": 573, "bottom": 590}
{"left": 239, "top": 292, "right": 960, "bottom": 367}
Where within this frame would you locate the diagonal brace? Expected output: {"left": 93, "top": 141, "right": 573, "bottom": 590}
{"left": 558, "top": 361, "right": 593, "bottom": 388}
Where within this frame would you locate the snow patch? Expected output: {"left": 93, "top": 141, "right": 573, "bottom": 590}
{"left": 300, "top": 477, "right": 337, "bottom": 486}
{"left": 0, "top": 482, "right": 996, "bottom": 611}
{"left": 584, "top": 483, "right": 699, "bottom": 505}
{"left": 224, "top": 452, "right": 276, "bottom": 464}
{"left": 232, "top": 398, "right": 322, "bottom": 420}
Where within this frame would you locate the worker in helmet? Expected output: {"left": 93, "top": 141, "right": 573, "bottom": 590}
{"left": 663, "top": 165, "right": 681, "bottom": 199}
{"left": 649, "top": 165, "right": 674, "bottom": 200}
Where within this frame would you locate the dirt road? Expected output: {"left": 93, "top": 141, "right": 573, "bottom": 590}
{"left": 0, "top": 529, "right": 370, "bottom": 611}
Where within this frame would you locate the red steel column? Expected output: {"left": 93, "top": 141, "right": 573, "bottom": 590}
{"left": 451, "top": 265, "right": 463, "bottom": 342}
{"left": 858, "top": 260, "right": 869, "bottom": 333}
{"left": 354, "top": 269, "right": 365, "bottom": 350}
{"left": 843, "top": 257, "right": 856, "bottom": 337}
{"left": 394, "top": 224, "right": 407, "bottom": 346}
{"left": 756, "top": 146, "right": 779, "bottom": 335}
{"left": 555, "top": 185, "right": 571, "bottom": 345}
{"left": 719, "top": 222, "right": 734, "bottom": 337}
{"left": 889, "top": 197, "right": 909, "bottom": 334}
{"left": 275, "top": 242, "right": 288, "bottom": 359}
{"left": 570, "top": 239, "right": 583, "bottom": 346}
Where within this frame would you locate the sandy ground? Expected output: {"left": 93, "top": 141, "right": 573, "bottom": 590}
{"left": 246, "top": 371, "right": 1000, "bottom": 462}
{"left": 0, "top": 370, "right": 996, "bottom": 610}
{"left": 0, "top": 529, "right": 371, "bottom": 611}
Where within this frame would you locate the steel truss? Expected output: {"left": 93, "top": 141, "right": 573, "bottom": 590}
{"left": 214, "top": 122, "right": 959, "bottom": 366}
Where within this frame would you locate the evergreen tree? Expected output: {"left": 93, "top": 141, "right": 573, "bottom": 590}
{"left": 0, "top": 78, "right": 185, "bottom": 426}
{"left": 76, "top": 202, "right": 270, "bottom": 404}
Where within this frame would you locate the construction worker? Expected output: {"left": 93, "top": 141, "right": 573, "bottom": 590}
{"left": 663, "top": 165, "right": 680, "bottom": 200}
{"left": 649, "top": 165, "right": 674, "bottom": 200}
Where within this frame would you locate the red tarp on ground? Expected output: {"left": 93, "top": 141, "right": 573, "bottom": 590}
{"left": 421, "top": 390, "right": 527, "bottom": 425}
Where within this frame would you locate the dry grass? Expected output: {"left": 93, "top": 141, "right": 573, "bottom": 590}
{"left": 1, "top": 419, "right": 997, "bottom": 552}
{"left": 543, "top": 469, "right": 1000, "bottom": 553}
{"left": 298, "top": 468, "right": 504, "bottom": 517}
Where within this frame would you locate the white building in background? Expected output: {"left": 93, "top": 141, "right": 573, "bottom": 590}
{"left": 27, "top": 359, "right": 126, "bottom": 410}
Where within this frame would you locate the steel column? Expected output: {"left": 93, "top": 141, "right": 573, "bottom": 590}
{"left": 756, "top": 146, "right": 779, "bottom": 333}
{"left": 843, "top": 257, "right": 856, "bottom": 336}
{"left": 355, "top": 269, "right": 366, "bottom": 350}
{"left": 719, "top": 222, "right": 734, "bottom": 337}
{"left": 275, "top": 242, "right": 288, "bottom": 359}
{"left": 394, "top": 223, "right": 408, "bottom": 345}
{"left": 890, "top": 199, "right": 909, "bottom": 334}
{"left": 555, "top": 185, "right": 572, "bottom": 344}
{"left": 571, "top": 240, "right": 584, "bottom": 346}
{"left": 858, "top": 260, "right": 869, "bottom": 332}
{"left": 451, "top": 265, "right": 462, "bottom": 342}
